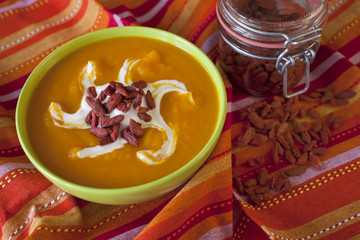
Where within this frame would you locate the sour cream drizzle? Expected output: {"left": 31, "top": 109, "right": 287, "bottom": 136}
{"left": 49, "top": 58, "right": 193, "bottom": 165}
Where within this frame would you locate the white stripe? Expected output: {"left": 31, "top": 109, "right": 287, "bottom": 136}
{"left": 0, "top": 0, "right": 39, "bottom": 13}
{"left": 304, "top": 51, "right": 344, "bottom": 82}
{"left": 198, "top": 224, "right": 233, "bottom": 240}
{"left": 200, "top": 31, "right": 219, "bottom": 55}
{"left": 0, "top": 88, "right": 22, "bottom": 102}
{"left": 0, "top": 163, "right": 35, "bottom": 179}
{"left": 0, "top": 0, "right": 81, "bottom": 52}
{"left": 349, "top": 51, "right": 360, "bottom": 65}
{"left": 228, "top": 96, "right": 264, "bottom": 113}
{"left": 115, "top": 0, "right": 168, "bottom": 23}
{"left": 229, "top": 51, "right": 344, "bottom": 113}
{"left": 108, "top": 224, "right": 147, "bottom": 240}
{"left": 289, "top": 145, "right": 360, "bottom": 186}
{"left": 112, "top": 14, "right": 125, "bottom": 27}
{"left": 289, "top": 51, "right": 344, "bottom": 93}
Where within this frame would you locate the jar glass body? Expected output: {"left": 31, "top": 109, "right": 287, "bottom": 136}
{"left": 217, "top": 0, "right": 328, "bottom": 97}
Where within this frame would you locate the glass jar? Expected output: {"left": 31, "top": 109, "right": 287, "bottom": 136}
{"left": 217, "top": 0, "right": 328, "bottom": 98}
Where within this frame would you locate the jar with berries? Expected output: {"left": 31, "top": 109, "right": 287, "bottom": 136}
{"left": 217, "top": 0, "right": 328, "bottom": 98}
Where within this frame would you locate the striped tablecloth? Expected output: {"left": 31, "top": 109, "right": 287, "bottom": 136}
{"left": 0, "top": 0, "right": 359, "bottom": 239}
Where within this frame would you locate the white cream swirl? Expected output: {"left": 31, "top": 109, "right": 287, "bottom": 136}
{"left": 48, "top": 55, "right": 194, "bottom": 165}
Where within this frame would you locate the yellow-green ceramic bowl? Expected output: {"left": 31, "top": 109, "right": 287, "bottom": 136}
{"left": 16, "top": 26, "right": 226, "bottom": 205}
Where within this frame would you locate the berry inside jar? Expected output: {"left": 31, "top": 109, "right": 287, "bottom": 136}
{"left": 217, "top": 0, "right": 327, "bottom": 97}
{"left": 219, "top": 38, "right": 306, "bottom": 97}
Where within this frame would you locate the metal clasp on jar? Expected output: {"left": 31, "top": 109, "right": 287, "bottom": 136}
{"left": 276, "top": 27, "right": 322, "bottom": 98}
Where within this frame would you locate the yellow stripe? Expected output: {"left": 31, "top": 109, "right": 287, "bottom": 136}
{"left": 29, "top": 207, "right": 84, "bottom": 234}
{"left": 348, "top": 234, "right": 360, "bottom": 240}
{"left": 0, "top": 117, "right": 14, "bottom": 128}
{"left": 0, "top": 126, "right": 16, "bottom": 140}
{"left": 262, "top": 199, "right": 360, "bottom": 240}
{"left": 95, "top": 0, "right": 146, "bottom": 9}
{"left": 0, "top": 0, "right": 99, "bottom": 77}
{"left": 178, "top": 149, "right": 231, "bottom": 194}
{"left": 194, "top": 20, "right": 217, "bottom": 48}
{"left": 168, "top": 0, "right": 200, "bottom": 33}
{"left": 80, "top": 193, "right": 170, "bottom": 225}
{"left": 0, "top": 155, "right": 31, "bottom": 164}
{"left": 2, "top": 185, "right": 66, "bottom": 239}
{"left": 0, "top": 0, "right": 80, "bottom": 53}
{"left": 180, "top": 212, "right": 232, "bottom": 239}
{"left": 0, "top": 0, "right": 48, "bottom": 19}
{"left": 206, "top": 129, "right": 231, "bottom": 163}
{"left": 80, "top": 204, "right": 125, "bottom": 225}
{"left": 157, "top": 0, "right": 188, "bottom": 30}
{"left": 321, "top": 1, "right": 360, "bottom": 46}
{"left": 175, "top": 0, "right": 213, "bottom": 38}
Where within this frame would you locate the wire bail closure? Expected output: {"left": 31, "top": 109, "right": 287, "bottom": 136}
{"left": 217, "top": 0, "right": 326, "bottom": 98}
{"left": 276, "top": 27, "right": 322, "bottom": 98}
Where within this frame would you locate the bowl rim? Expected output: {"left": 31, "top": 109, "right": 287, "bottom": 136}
{"left": 15, "top": 26, "right": 227, "bottom": 196}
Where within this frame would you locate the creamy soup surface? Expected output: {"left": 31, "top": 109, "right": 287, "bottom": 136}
{"left": 27, "top": 37, "right": 219, "bottom": 188}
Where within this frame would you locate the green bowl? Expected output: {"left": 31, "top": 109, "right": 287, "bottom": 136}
{"left": 15, "top": 26, "right": 227, "bottom": 205}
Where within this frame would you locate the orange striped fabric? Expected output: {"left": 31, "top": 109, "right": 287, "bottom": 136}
{"left": 0, "top": 0, "right": 359, "bottom": 239}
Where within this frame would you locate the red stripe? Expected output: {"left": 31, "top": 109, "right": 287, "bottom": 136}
{"left": 310, "top": 45, "right": 336, "bottom": 70}
{"left": 15, "top": 216, "right": 33, "bottom": 240}
{"left": 223, "top": 112, "right": 232, "bottom": 131}
{"left": 225, "top": 87, "right": 232, "bottom": 101}
{"left": 158, "top": 198, "right": 232, "bottom": 240}
{"left": 75, "top": 197, "right": 91, "bottom": 209}
{"left": 93, "top": 198, "right": 172, "bottom": 240}
{"left": 321, "top": 217, "right": 360, "bottom": 240}
{"left": 239, "top": 216, "right": 270, "bottom": 239}
{"left": 37, "top": 196, "right": 75, "bottom": 216}
{"left": 110, "top": 0, "right": 161, "bottom": 16}
{"left": 338, "top": 34, "right": 360, "bottom": 60}
{"left": 208, "top": 148, "right": 231, "bottom": 164}
{"left": 0, "top": 74, "right": 28, "bottom": 95}
{"left": 327, "top": 0, "right": 356, "bottom": 23}
{"left": 0, "top": 0, "right": 88, "bottom": 59}
{"left": 231, "top": 92, "right": 252, "bottom": 104}
{"left": 0, "top": 146, "right": 24, "bottom": 157}
{"left": 243, "top": 163, "right": 360, "bottom": 229}
{"left": 310, "top": 57, "right": 352, "bottom": 86}
{"left": 121, "top": 18, "right": 132, "bottom": 26}
{"left": 318, "top": 122, "right": 360, "bottom": 148}
{"left": 190, "top": 9, "right": 216, "bottom": 44}
{"left": 0, "top": 0, "right": 71, "bottom": 38}
{"left": 129, "top": 182, "right": 232, "bottom": 239}
{"left": 0, "top": 114, "right": 14, "bottom": 120}
{"left": 120, "top": 15, "right": 137, "bottom": 24}
{"left": 0, "top": 171, "right": 52, "bottom": 225}
{"left": 232, "top": 203, "right": 269, "bottom": 239}
{"left": 106, "top": 12, "right": 119, "bottom": 28}
{"left": 142, "top": 0, "right": 174, "bottom": 27}
{"left": 12, "top": 193, "right": 70, "bottom": 240}
{"left": 350, "top": 76, "right": 360, "bottom": 90}
{"left": 0, "top": 98, "right": 18, "bottom": 110}
{"left": 290, "top": 57, "right": 352, "bottom": 95}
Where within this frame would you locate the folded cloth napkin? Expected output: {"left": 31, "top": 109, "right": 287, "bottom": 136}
{"left": 0, "top": 0, "right": 359, "bottom": 240}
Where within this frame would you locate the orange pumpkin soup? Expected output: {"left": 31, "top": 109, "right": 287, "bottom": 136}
{"left": 27, "top": 37, "right": 219, "bottom": 188}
